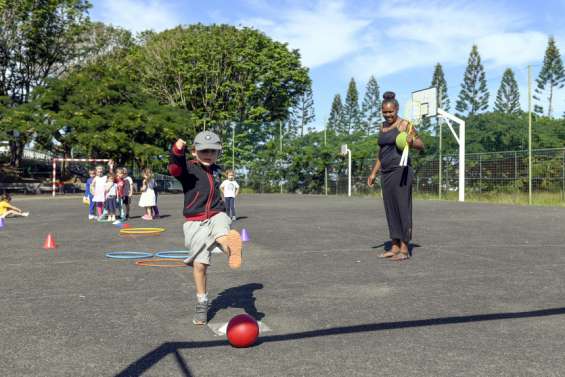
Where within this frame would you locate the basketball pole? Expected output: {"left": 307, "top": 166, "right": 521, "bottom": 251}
{"left": 437, "top": 108, "right": 465, "bottom": 202}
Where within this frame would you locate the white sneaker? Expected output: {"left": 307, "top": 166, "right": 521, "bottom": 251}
{"left": 112, "top": 220, "right": 121, "bottom": 225}
{"left": 21, "top": 212, "right": 29, "bottom": 217}
{"left": 88, "top": 215, "right": 96, "bottom": 220}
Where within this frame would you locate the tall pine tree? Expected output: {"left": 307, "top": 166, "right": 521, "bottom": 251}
{"left": 494, "top": 68, "right": 521, "bottom": 114}
{"left": 343, "top": 78, "right": 361, "bottom": 134}
{"left": 456, "top": 45, "right": 489, "bottom": 117}
{"left": 422, "top": 63, "right": 450, "bottom": 133}
{"left": 534, "top": 36, "right": 565, "bottom": 117}
{"left": 327, "top": 94, "right": 343, "bottom": 132}
{"left": 290, "top": 86, "right": 315, "bottom": 137}
{"left": 361, "top": 75, "right": 382, "bottom": 135}
{"left": 431, "top": 63, "right": 450, "bottom": 111}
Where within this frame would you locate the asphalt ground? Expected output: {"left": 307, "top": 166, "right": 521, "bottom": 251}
{"left": 1, "top": 194, "right": 565, "bottom": 377}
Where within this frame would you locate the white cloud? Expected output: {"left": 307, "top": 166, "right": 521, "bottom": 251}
{"left": 345, "top": 1, "right": 551, "bottom": 80}
{"left": 91, "top": 0, "right": 182, "bottom": 33}
{"left": 240, "top": 0, "right": 371, "bottom": 68}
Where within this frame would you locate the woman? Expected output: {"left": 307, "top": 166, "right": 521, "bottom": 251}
{"left": 367, "top": 91, "right": 424, "bottom": 261}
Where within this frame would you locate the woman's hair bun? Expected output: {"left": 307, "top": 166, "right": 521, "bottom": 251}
{"left": 383, "top": 91, "right": 396, "bottom": 100}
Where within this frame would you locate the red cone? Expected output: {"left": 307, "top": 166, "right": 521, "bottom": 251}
{"left": 43, "top": 233, "right": 56, "bottom": 249}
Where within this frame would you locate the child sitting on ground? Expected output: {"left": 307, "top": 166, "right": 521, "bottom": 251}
{"left": 0, "top": 193, "right": 29, "bottom": 218}
{"left": 168, "top": 131, "right": 243, "bottom": 325}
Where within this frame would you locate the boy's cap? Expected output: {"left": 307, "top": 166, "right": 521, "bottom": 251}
{"left": 193, "top": 131, "right": 222, "bottom": 151}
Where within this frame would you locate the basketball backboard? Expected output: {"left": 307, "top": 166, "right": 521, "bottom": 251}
{"left": 411, "top": 87, "right": 437, "bottom": 119}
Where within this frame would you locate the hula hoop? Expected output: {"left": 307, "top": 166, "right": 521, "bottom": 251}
{"left": 155, "top": 251, "right": 191, "bottom": 259}
{"left": 135, "top": 258, "right": 187, "bottom": 268}
{"left": 119, "top": 227, "right": 166, "bottom": 236}
{"left": 106, "top": 251, "right": 154, "bottom": 259}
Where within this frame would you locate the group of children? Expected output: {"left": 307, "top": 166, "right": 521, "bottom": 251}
{"left": 84, "top": 163, "right": 163, "bottom": 223}
{"left": 85, "top": 164, "right": 133, "bottom": 223}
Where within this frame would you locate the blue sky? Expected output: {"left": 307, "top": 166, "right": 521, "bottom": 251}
{"left": 89, "top": 0, "right": 565, "bottom": 129}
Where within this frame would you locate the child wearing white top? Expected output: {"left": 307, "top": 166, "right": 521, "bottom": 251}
{"left": 91, "top": 165, "right": 108, "bottom": 220}
{"left": 220, "top": 170, "right": 240, "bottom": 221}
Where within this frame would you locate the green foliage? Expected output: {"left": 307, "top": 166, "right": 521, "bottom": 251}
{"left": 534, "top": 36, "right": 565, "bottom": 117}
{"left": 343, "top": 78, "right": 361, "bottom": 134}
{"left": 327, "top": 94, "right": 344, "bottom": 133}
{"left": 431, "top": 63, "right": 449, "bottom": 111}
{"left": 32, "top": 54, "right": 191, "bottom": 169}
{"left": 0, "top": 0, "right": 92, "bottom": 166}
{"left": 456, "top": 45, "right": 489, "bottom": 117}
{"left": 361, "top": 75, "right": 381, "bottom": 135}
{"left": 494, "top": 68, "right": 521, "bottom": 114}
{"left": 289, "top": 85, "right": 315, "bottom": 137}
{"left": 131, "top": 24, "right": 310, "bottom": 135}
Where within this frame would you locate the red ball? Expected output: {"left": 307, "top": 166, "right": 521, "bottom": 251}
{"left": 122, "top": 223, "right": 131, "bottom": 228}
{"left": 226, "top": 314, "right": 259, "bottom": 348}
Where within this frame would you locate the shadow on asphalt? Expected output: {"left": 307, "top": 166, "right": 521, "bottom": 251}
{"left": 207, "top": 283, "right": 265, "bottom": 322}
{"left": 114, "top": 306, "right": 565, "bottom": 377}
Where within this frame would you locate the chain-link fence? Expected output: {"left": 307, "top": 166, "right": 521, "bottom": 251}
{"left": 250, "top": 147, "right": 565, "bottom": 205}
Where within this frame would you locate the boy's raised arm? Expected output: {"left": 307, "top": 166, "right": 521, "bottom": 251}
{"left": 168, "top": 139, "right": 191, "bottom": 187}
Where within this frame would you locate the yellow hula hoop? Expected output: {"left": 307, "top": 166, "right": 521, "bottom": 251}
{"left": 119, "top": 227, "right": 166, "bottom": 236}
{"left": 135, "top": 258, "right": 187, "bottom": 268}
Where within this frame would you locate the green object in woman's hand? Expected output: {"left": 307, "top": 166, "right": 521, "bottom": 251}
{"left": 396, "top": 131, "right": 408, "bottom": 151}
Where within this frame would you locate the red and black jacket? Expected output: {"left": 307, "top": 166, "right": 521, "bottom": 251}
{"left": 168, "top": 145, "right": 226, "bottom": 221}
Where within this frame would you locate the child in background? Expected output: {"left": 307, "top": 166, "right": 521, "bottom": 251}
{"left": 152, "top": 179, "right": 160, "bottom": 219}
{"left": 0, "top": 193, "right": 29, "bottom": 218}
{"left": 122, "top": 168, "right": 134, "bottom": 219}
{"left": 220, "top": 170, "right": 240, "bottom": 221}
{"left": 91, "top": 165, "right": 107, "bottom": 220}
{"left": 115, "top": 168, "right": 125, "bottom": 222}
{"left": 84, "top": 169, "right": 96, "bottom": 220}
{"left": 138, "top": 168, "right": 156, "bottom": 220}
{"left": 169, "top": 131, "right": 243, "bottom": 325}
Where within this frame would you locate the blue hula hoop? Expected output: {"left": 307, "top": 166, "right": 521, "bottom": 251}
{"left": 106, "top": 251, "right": 154, "bottom": 259}
{"left": 154, "top": 251, "right": 191, "bottom": 259}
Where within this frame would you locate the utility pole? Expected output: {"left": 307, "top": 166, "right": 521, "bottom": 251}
{"left": 528, "top": 65, "right": 532, "bottom": 205}
{"left": 324, "top": 121, "right": 328, "bottom": 195}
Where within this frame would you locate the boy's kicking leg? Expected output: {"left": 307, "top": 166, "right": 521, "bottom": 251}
{"left": 216, "top": 231, "right": 243, "bottom": 269}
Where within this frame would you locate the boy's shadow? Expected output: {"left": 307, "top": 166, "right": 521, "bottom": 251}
{"left": 208, "top": 283, "right": 265, "bottom": 322}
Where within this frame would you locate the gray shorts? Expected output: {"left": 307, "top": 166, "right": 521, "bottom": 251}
{"left": 183, "top": 212, "right": 232, "bottom": 265}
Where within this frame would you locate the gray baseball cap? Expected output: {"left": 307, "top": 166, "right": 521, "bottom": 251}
{"left": 193, "top": 131, "right": 222, "bottom": 151}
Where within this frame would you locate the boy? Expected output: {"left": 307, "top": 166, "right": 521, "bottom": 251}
{"left": 220, "top": 170, "right": 240, "bottom": 221}
{"left": 169, "top": 131, "right": 243, "bottom": 325}
{"left": 84, "top": 169, "right": 96, "bottom": 220}
{"left": 122, "top": 167, "right": 134, "bottom": 219}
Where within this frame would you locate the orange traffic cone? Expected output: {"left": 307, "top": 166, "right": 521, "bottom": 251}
{"left": 43, "top": 233, "right": 56, "bottom": 249}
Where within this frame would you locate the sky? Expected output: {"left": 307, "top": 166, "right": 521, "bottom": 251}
{"left": 89, "top": 0, "right": 565, "bottom": 129}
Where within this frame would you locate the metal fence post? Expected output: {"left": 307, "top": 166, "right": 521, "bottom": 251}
{"left": 479, "top": 154, "right": 482, "bottom": 195}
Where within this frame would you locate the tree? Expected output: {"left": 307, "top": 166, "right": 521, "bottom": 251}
{"left": 431, "top": 63, "right": 449, "bottom": 111}
{"left": 290, "top": 85, "right": 315, "bottom": 137}
{"left": 456, "top": 45, "right": 489, "bottom": 117}
{"left": 131, "top": 24, "right": 310, "bottom": 134}
{"left": 327, "top": 94, "right": 343, "bottom": 133}
{"left": 534, "top": 36, "right": 565, "bottom": 117}
{"left": 31, "top": 53, "right": 190, "bottom": 169}
{"left": 0, "top": 0, "right": 92, "bottom": 167}
{"left": 343, "top": 78, "right": 361, "bottom": 134}
{"left": 361, "top": 75, "right": 381, "bottom": 135}
{"left": 494, "top": 68, "right": 521, "bottom": 114}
